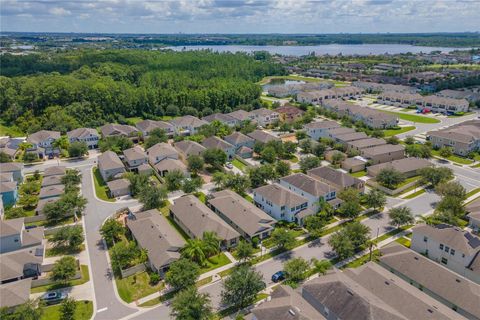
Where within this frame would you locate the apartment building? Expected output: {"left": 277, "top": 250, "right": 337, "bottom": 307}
{"left": 427, "top": 120, "right": 480, "bottom": 156}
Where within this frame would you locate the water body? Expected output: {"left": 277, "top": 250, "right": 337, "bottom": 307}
{"left": 166, "top": 44, "right": 470, "bottom": 56}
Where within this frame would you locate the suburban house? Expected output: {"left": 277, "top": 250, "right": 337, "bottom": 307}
{"left": 249, "top": 108, "right": 280, "bottom": 127}
{"left": 36, "top": 197, "right": 60, "bottom": 215}
{"left": 208, "top": 190, "right": 275, "bottom": 241}
{"left": 379, "top": 243, "right": 480, "bottom": 320}
{"left": 224, "top": 131, "right": 255, "bottom": 150}
{"left": 0, "top": 181, "right": 18, "bottom": 205}
{"left": 100, "top": 124, "right": 139, "bottom": 141}
{"left": 67, "top": 127, "right": 100, "bottom": 149}
{"left": 0, "top": 137, "right": 20, "bottom": 160}
{"left": 342, "top": 157, "right": 366, "bottom": 173}
{"left": 106, "top": 179, "right": 131, "bottom": 198}
{"left": 135, "top": 119, "right": 175, "bottom": 137}
{"left": 367, "top": 157, "right": 432, "bottom": 178}
{"left": 0, "top": 218, "right": 44, "bottom": 254}
{"left": 427, "top": 120, "right": 480, "bottom": 156}
{"left": 304, "top": 120, "right": 341, "bottom": 140}
{"left": 169, "top": 115, "right": 208, "bottom": 136}
{"left": 26, "top": 130, "right": 61, "bottom": 158}
{"left": 202, "top": 113, "right": 239, "bottom": 127}
{"left": 436, "top": 89, "right": 480, "bottom": 103}
{"left": 253, "top": 183, "right": 310, "bottom": 225}
{"left": 275, "top": 104, "right": 305, "bottom": 123}
{"left": 0, "top": 279, "right": 33, "bottom": 309}
{"left": 97, "top": 150, "right": 126, "bottom": 181}
{"left": 247, "top": 130, "right": 281, "bottom": 144}
{"left": 44, "top": 166, "right": 66, "bottom": 177}
{"left": 346, "top": 137, "right": 387, "bottom": 153}
{"left": 1, "top": 157, "right": 24, "bottom": 183}
{"left": 324, "top": 150, "right": 347, "bottom": 163}
{"left": 466, "top": 198, "right": 480, "bottom": 229}
{"left": 41, "top": 175, "right": 63, "bottom": 187}
{"left": 0, "top": 172, "right": 13, "bottom": 183}
{"left": 170, "top": 195, "right": 240, "bottom": 249}
{"left": 323, "top": 127, "right": 357, "bottom": 140}
{"left": 154, "top": 159, "right": 189, "bottom": 177}
{"left": 126, "top": 209, "right": 185, "bottom": 276}
{"left": 361, "top": 144, "right": 405, "bottom": 164}
{"left": 123, "top": 146, "right": 149, "bottom": 172}
{"left": 39, "top": 184, "right": 64, "bottom": 200}
{"left": 0, "top": 247, "right": 44, "bottom": 285}
{"left": 411, "top": 224, "right": 480, "bottom": 284}
{"left": 202, "top": 136, "right": 236, "bottom": 160}
{"left": 227, "top": 109, "right": 255, "bottom": 123}
{"left": 173, "top": 140, "right": 206, "bottom": 161}
{"left": 353, "top": 81, "right": 418, "bottom": 94}
{"left": 147, "top": 143, "right": 179, "bottom": 165}
{"left": 334, "top": 131, "right": 368, "bottom": 144}
{"left": 307, "top": 166, "right": 365, "bottom": 193}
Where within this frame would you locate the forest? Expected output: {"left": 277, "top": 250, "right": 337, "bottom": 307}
{"left": 0, "top": 50, "right": 284, "bottom": 133}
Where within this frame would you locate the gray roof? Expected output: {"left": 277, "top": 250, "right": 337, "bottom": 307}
{"left": 202, "top": 136, "right": 234, "bottom": 152}
{"left": 228, "top": 109, "right": 252, "bottom": 121}
{"left": 107, "top": 178, "right": 131, "bottom": 192}
{"left": 202, "top": 113, "right": 236, "bottom": 124}
{"left": 43, "top": 165, "right": 66, "bottom": 177}
{"left": 174, "top": 140, "right": 206, "bottom": 158}
{"left": 253, "top": 183, "right": 308, "bottom": 208}
{"left": 342, "top": 157, "right": 365, "bottom": 167}
{"left": 304, "top": 120, "right": 341, "bottom": 130}
{"left": 466, "top": 197, "right": 480, "bottom": 213}
{"left": 348, "top": 138, "right": 387, "bottom": 149}
{"left": 39, "top": 184, "right": 65, "bottom": 199}
{"left": 0, "top": 246, "right": 44, "bottom": 282}
{"left": 0, "top": 217, "right": 24, "bottom": 237}
{"left": 327, "top": 127, "right": 356, "bottom": 137}
{"left": 0, "top": 181, "right": 17, "bottom": 193}
{"left": 147, "top": 143, "right": 178, "bottom": 164}
{"left": 0, "top": 172, "right": 13, "bottom": 182}
{"left": 36, "top": 197, "right": 61, "bottom": 214}
{"left": 412, "top": 224, "right": 480, "bottom": 255}
{"left": 154, "top": 159, "right": 187, "bottom": 175}
{"left": 0, "top": 162, "right": 23, "bottom": 173}
{"left": 281, "top": 173, "right": 334, "bottom": 197}
{"left": 127, "top": 209, "right": 185, "bottom": 269}
{"left": 307, "top": 166, "right": 362, "bottom": 189}
{"left": 123, "top": 146, "right": 147, "bottom": 162}
{"left": 67, "top": 127, "right": 99, "bottom": 140}
{"left": 209, "top": 190, "right": 275, "bottom": 237}
{"left": 380, "top": 243, "right": 480, "bottom": 318}
{"left": 170, "top": 195, "right": 240, "bottom": 241}
{"left": 247, "top": 130, "right": 280, "bottom": 144}
{"left": 224, "top": 131, "right": 254, "bottom": 145}
{"left": 335, "top": 132, "right": 368, "bottom": 142}
{"left": 27, "top": 130, "right": 60, "bottom": 144}
{"left": 100, "top": 124, "right": 138, "bottom": 137}
{"left": 135, "top": 119, "right": 173, "bottom": 134}
{"left": 250, "top": 108, "right": 279, "bottom": 117}
{"left": 98, "top": 151, "right": 125, "bottom": 171}
{"left": 367, "top": 158, "right": 431, "bottom": 176}
{"left": 41, "top": 175, "right": 63, "bottom": 187}
{"left": 0, "top": 278, "right": 32, "bottom": 308}
{"left": 361, "top": 144, "right": 405, "bottom": 156}
{"left": 427, "top": 121, "right": 480, "bottom": 144}
{"left": 169, "top": 115, "right": 208, "bottom": 128}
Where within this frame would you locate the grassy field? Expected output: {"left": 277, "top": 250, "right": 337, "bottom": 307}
{"left": 431, "top": 149, "right": 474, "bottom": 165}
{"left": 31, "top": 265, "right": 90, "bottom": 293}
{"left": 383, "top": 126, "right": 415, "bottom": 137}
{"left": 40, "top": 300, "right": 93, "bottom": 320}
{"left": 199, "top": 253, "right": 231, "bottom": 274}
{"left": 232, "top": 158, "right": 247, "bottom": 171}
{"left": 381, "top": 111, "right": 441, "bottom": 124}
{"left": 116, "top": 271, "right": 165, "bottom": 303}
{"left": 92, "top": 167, "right": 115, "bottom": 202}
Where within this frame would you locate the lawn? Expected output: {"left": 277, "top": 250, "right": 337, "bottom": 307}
{"left": 116, "top": 271, "right": 165, "bottom": 303}
{"left": 125, "top": 117, "right": 143, "bottom": 124}
{"left": 395, "top": 237, "right": 411, "bottom": 248}
{"left": 231, "top": 158, "right": 247, "bottom": 171}
{"left": 199, "top": 253, "right": 231, "bottom": 274}
{"left": 431, "top": 149, "right": 474, "bottom": 165}
{"left": 0, "top": 121, "right": 25, "bottom": 137}
{"left": 31, "top": 265, "right": 90, "bottom": 293}
{"left": 341, "top": 249, "right": 380, "bottom": 269}
{"left": 243, "top": 194, "right": 254, "bottom": 203}
{"left": 372, "top": 225, "right": 412, "bottom": 244}
{"left": 349, "top": 170, "right": 367, "bottom": 178}
{"left": 381, "top": 111, "right": 440, "bottom": 124}
{"left": 166, "top": 215, "right": 190, "bottom": 240}
{"left": 466, "top": 188, "right": 480, "bottom": 199}
{"left": 46, "top": 244, "right": 85, "bottom": 257}
{"left": 195, "top": 192, "right": 207, "bottom": 203}
{"left": 396, "top": 175, "right": 421, "bottom": 189}
{"left": 40, "top": 300, "right": 93, "bottom": 320}
{"left": 92, "top": 167, "right": 115, "bottom": 202}
{"left": 383, "top": 126, "right": 415, "bottom": 137}
{"left": 403, "top": 188, "right": 426, "bottom": 199}
{"left": 288, "top": 155, "right": 299, "bottom": 163}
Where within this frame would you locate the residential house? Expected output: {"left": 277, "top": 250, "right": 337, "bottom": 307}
{"left": 202, "top": 113, "right": 239, "bottom": 127}
{"left": 0, "top": 137, "right": 20, "bottom": 160}
{"left": 427, "top": 120, "right": 480, "bottom": 156}
{"left": 304, "top": 120, "right": 341, "bottom": 141}
{"left": 227, "top": 110, "right": 255, "bottom": 123}
{"left": 296, "top": 86, "right": 363, "bottom": 104}
{"left": 147, "top": 143, "right": 179, "bottom": 165}
{"left": 208, "top": 190, "right": 275, "bottom": 241}
{"left": 67, "top": 128, "right": 100, "bottom": 149}
{"left": 99, "top": 124, "right": 139, "bottom": 141}
{"left": 202, "top": 136, "right": 236, "bottom": 160}
{"left": 39, "top": 184, "right": 64, "bottom": 200}
{"left": 275, "top": 104, "right": 305, "bottom": 123}
{"left": 97, "top": 151, "right": 126, "bottom": 181}
{"left": 0, "top": 172, "right": 14, "bottom": 183}
{"left": 334, "top": 131, "right": 368, "bottom": 144}
{"left": 36, "top": 197, "right": 60, "bottom": 215}
{"left": 0, "top": 181, "right": 18, "bottom": 206}
{"left": 253, "top": 183, "right": 310, "bottom": 224}
{"left": 0, "top": 247, "right": 43, "bottom": 284}
{"left": 247, "top": 130, "right": 281, "bottom": 145}
{"left": 126, "top": 209, "right": 185, "bottom": 276}
{"left": 135, "top": 119, "right": 175, "bottom": 137}
{"left": 249, "top": 108, "right": 280, "bottom": 127}
{"left": 41, "top": 175, "right": 63, "bottom": 187}
{"left": 361, "top": 144, "right": 405, "bottom": 164}
{"left": 169, "top": 115, "right": 208, "bottom": 136}
{"left": 123, "top": 146, "right": 148, "bottom": 172}
{"left": 154, "top": 159, "right": 189, "bottom": 177}
{"left": 346, "top": 138, "right": 387, "bottom": 153}
{"left": 367, "top": 157, "right": 432, "bottom": 178}
{"left": 173, "top": 140, "right": 206, "bottom": 162}
{"left": 170, "top": 195, "right": 240, "bottom": 249}
{"left": 43, "top": 166, "right": 66, "bottom": 177}
{"left": 323, "top": 127, "right": 357, "bottom": 140}
{"left": 377, "top": 92, "right": 469, "bottom": 114}
{"left": 0, "top": 279, "right": 32, "bottom": 309}
{"left": 342, "top": 157, "right": 366, "bottom": 173}
{"left": 107, "top": 179, "right": 131, "bottom": 198}
{"left": 466, "top": 198, "right": 480, "bottom": 229}
{"left": 307, "top": 166, "right": 365, "bottom": 193}
{"left": 236, "top": 146, "right": 253, "bottom": 159}
{"left": 224, "top": 132, "right": 255, "bottom": 150}
{"left": 26, "top": 130, "right": 61, "bottom": 158}
{"left": 436, "top": 89, "right": 480, "bottom": 103}
{"left": 379, "top": 243, "right": 480, "bottom": 320}
{"left": 0, "top": 218, "right": 44, "bottom": 254}
{"left": 411, "top": 224, "right": 480, "bottom": 284}
{"left": 353, "top": 81, "right": 418, "bottom": 94}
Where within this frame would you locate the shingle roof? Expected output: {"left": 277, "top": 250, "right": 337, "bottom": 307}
{"left": 0, "top": 217, "right": 24, "bottom": 237}
{"left": 154, "top": 159, "right": 187, "bottom": 174}
{"left": 0, "top": 181, "right": 17, "bottom": 193}
{"left": 36, "top": 197, "right": 61, "bottom": 214}
{"left": 281, "top": 173, "right": 334, "bottom": 197}
{"left": 98, "top": 151, "right": 125, "bottom": 171}
{"left": 367, "top": 158, "right": 431, "bottom": 176}
{"left": 224, "top": 131, "right": 254, "bottom": 145}
{"left": 250, "top": 108, "right": 279, "bottom": 117}
{"left": 228, "top": 110, "right": 252, "bottom": 121}
{"left": 413, "top": 224, "right": 480, "bottom": 255}
{"left": 147, "top": 143, "right": 178, "bottom": 164}
{"left": 123, "top": 146, "right": 147, "bottom": 162}
{"left": 348, "top": 138, "right": 387, "bottom": 149}
{"left": 107, "top": 178, "right": 131, "bottom": 192}
{"left": 0, "top": 246, "right": 44, "bottom": 282}
{"left": 335, "top": 132, "right": 368, "bottom": 142}
{"left": 361, "top": 144, "right": 405, "bottom": 156}
{"left": 39, "top": 184, "right": 64, "bottom": 199}
{"left": 307, "top": 166, "right": 361, "bottom": 189}
{"left": 202, "top": 113, "right": 236, "bottom": 123}
{"left": 67, "top": 127, "right": 98, "bottom": 139}
{"left": 100, "top": 124, "right": 138, "bottom": 137}
{"left": 253, "top": 183, "right": 308, "bottom": 208}
{"left": 0, "top": 162, "right": 23, "bottom": 173}
{"left": 202, "top": 136, "right": 234, "bottom": 152}
{"left": 135, "top": 119, "right": 173, "bottom": 133}
{"left": 0, "top": 278, "right": 32, "bottom": 308}
{"left": 427, "top": 122, "right": 480, "bottom": 144}
{"left": 174, "top": 140, "right": 206, "bottom": 158}
{"left": 27, "top": 130, "right": 60, "bottom": 144}
{"left": 304, "top": 120, "right": 341, "bottom": 130}
{"left": 169, "top": 115, "right": 208, "bottom": 128}
{"left": 41, "top": 175, "right": 63, "bottom": 187}
{"left": 0, "top": 172, "right": 13, "bottom": 182}
{"left": 247, "top": 130, "right": 280, "bottom": 144}
{"left": 43, "top": 166, "right": 66, "bottom": 177}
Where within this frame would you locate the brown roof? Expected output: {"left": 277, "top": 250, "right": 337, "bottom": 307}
{"left": 0, "top": 181, "right": 17, "bottom": 193}
{"left": 67, "top": 127, "right": 99, "bottom": 140}
{"left": 0, "top": 278, "right": 32, "bottom": 308}
{"left": 224, "top": 131, "right": 254, "bottom": 145}
{"left": 348, "top": 138, "right": 387, "bottom": 149}
{"left": 27, "top": 130, "right": 60, "bottom": 144}
{"left": 169, "top": 115, "right": 208, "bottom": 128}
{"left": 361, "top": 144, "right": 405, "bottom": 156}
{"left": 427, "top": 122, "right": 480, "bottom": 144}
{"left": 98, "top": 151, "right": 125, "bottom": 171}
{"left": 253, "top": 183, "right": 308, "bottom": 208}
{"left": 307, "top": 166, "right": 362, "bottom": 189}
{"left": 43, "top": 165, "right": 66, "bottom": 177}
{"left": 466, "top": 197, "right": 480, "bottom": 213}
{"left": 367, "top": 158, "right": 431, "bottom": 176}
{"left": 335, "top": 132, "right": 368, "bottom": 142}
{"left": 202, "top": 113, "right": 237, "bottom": 123}
{"left": 202, "top": 136, "right": 234, "bottom": 152}
{"left": 135, "top": 119, "right": 173, "bottom": 133}
{"left": 174, "top": 140, "right": 206, "bottom": 158}
{"left": 304, "top": 120, "right": 341, "bottom": 130}
{"left": 154, "top": 159, "right": 188, "bottom": 174}
{"left": 36, "top": 197, "right": 61, "bottom": 214}
{"left": 275, "top": 105, "right": 305, "bottom": 116}
{"left": 413, "top": 224, "right": 480, "bottom": 255}
{"left": 342, "top": 157, "right": 365, "bottom": 167}
{"left": 247, "top": 130, "right": 280, "bottom": 144}
{"left": 147, "top": 143, "right": 178, "bottom": 164}
{"left": 107, "top": 178, "right": 131, "bottom": 192}
{"left": 280, "top": 173, "right": 334, "bottom": 197}
{"left": 123, "top": 146, "right": 147, "bottom": 162}
{"left": 228, "top": 109, "right": 253, "bottom": 121}
{"left": 100, "top": 124, "right": 138, "bottom": 137}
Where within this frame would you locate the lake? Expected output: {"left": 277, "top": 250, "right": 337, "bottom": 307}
{"left": 166, "top": 44, "right": 470, "bottom": 56}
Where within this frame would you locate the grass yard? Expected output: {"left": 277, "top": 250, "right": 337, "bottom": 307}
{"left": 466, "top": 188, "right": 480, "bottom": 199}
{"left": 166, "top": 215, "right": 190, "bottom": 240}
{"left": 92, "top": 167, "right": 115, "bottom": 202}
{"left": 395, "top": 237, "right": 411, "bottom": 248}
{"left": 40, "top": 300, "right": 93, "bottom": 320}
{"left": 125, "top": 117, "right": 143, "bottom": 124}
{"left": 199, "top": 253, "right": 231, "bottom": 274}
{"left": 381, "top": 111, "right": 441, "bottom": 124}
{"left": 232, "top": 158, "right": 247, "bottom": 171}
{"left": 403, "top": 188, "right": 426, "bottom": 199}
{"left": 341, "top": 250, "right": 380, "bottom": 269}
{"left": 116, "top": 271, "right": 165, "bottom": 303}
{"left": 46, "top": 244, "right": 85, "bottom": 257}
{"left": 431, "top": 149, "right": 474, "bottom": 165}
{"left": 288, "top": 155, "right": 299, "bottom": 163}
{"left": 243, "top": 194, "right": 254, "bottom": 203}
{"left": 31, "top": 265, "right": 90, "bottom": 293}
{"left": 195, "top": 192, "right": 207, "bottom": 203}
{"left": 372, "top": 225, "right": 412, "bottom": 244}
{"left": 349, "top": 170, "right": 367, "bottom": 178}
{"left": 383, "top": 126, "right": 415, "bottom": 137}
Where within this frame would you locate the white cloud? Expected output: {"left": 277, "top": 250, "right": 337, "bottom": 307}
{"left": 48, "top": 7, "right": 71, "bottom": 16}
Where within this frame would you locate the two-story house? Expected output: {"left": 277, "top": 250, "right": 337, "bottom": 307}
{"left": 249, "top": 108, "right": 280, "bottom": 127}
{"left": 169, "top": 115, "right": 208, "bottom": 136}
{"left": 26, "top": 130, "right": 61, "bottom": 158}
{"left": 0, "top": 162, "right": 24, "bottom": 182}
{"left": 202, "top": 136, "right": 236, "bottom": 160}
{"left": 307, "top": 166, "right": 365, "bottom": 194}
{"left": 123, "top": 146, "right": 149, "bottom": 173}
{"left": 67, "top": 128, "right": 100, "bottom": 149}
{"left": 202, "top": 113, "right": 239, "bottom": 127}
{"left": 0, "top": 218, "right": 44, "bottom": 254}
{"left": 97, "top": 150, "right": 126, "bottom": 181}
{"left": 304, "top": 120, "right": 341, "bottom": 141}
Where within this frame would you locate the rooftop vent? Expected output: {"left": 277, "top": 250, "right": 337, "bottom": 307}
{"left": 288, "top": 309, "right": 296, "bottom": 316}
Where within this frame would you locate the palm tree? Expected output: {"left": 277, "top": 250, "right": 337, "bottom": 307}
{"left": 181, "top": 239, "right": 207, "bottom": 266}
{"left": 202, "top": 231, "right": 220, "bottom": 257}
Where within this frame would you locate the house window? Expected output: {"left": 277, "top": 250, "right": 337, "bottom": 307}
{"left": 445, "top": 246, "right": 449, "bottom": 253}
{"left": 450, "top": 249, "right": 455, "bottom": 256}
{"left": 423, "top": 236, "right": 428, "bottom": 242}
{"left": 441, "top": 257, "right": 448, "bottom": 265}
{"left": 439, "top": 244, "right": 444, "bottom": 250}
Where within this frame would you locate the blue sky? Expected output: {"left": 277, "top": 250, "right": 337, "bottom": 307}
{"left": 2, "top": 0, "right": 479, "bottom": 34}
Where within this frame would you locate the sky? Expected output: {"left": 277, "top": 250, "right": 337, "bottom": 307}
{"left": 1, "top": 0, "right": 480, "bottom": 34}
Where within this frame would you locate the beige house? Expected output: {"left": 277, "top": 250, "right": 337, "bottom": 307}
{"left": 427, "top": 120, "right": 480, "bottom": 156}
{"left": 107, "top": 179, "right": 131, "bottom": 197}
{"left": 307, "top": 166, "right": 365, "bottom": 193}
{"left": 367, "top": 157, "right": 431, "bottom": 178}
{"left": 361, "top": 144, "right": 405, "bottom": 164}
{"left": 341, "top": 157, "right": 366, "bottom": 173}
{"left": 98, "top": 151, "right": 126, "bottom": 181}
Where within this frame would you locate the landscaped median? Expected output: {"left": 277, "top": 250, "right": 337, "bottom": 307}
{"left": 40, "top": 300, "right": 93, "bottom": 320}
{"left": 431, "top": 149, "right": 474, "bottom": 165}
{"left": 380, "top": 111, "right": 441, "bottom": 124}
{"left": 382, "top": 126, "right": 415, "bottom": 137}
{"left": 92, "top": 167, "right": 115, "bottom": 202}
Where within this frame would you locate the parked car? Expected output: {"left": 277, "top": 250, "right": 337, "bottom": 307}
{"left": 41, "top": 291, "right": 67, "bottom": 304}
{"left": 226, "top": 162, "right": 233, "bottom": 169}
{"left": 271, "top": 271, "right": 285, "bottom": 283}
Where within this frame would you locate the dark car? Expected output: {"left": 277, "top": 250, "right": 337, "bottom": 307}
{"left": 41, "top": 291, "right": 67, "bottom": 304}
{"left": 271, "top": 271, "right": 285, "bottom": 283}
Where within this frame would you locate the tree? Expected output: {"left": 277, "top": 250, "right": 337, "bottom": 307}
{"left": 275, "top": 161, "right": 291, "bottom": 177}
{"left": 61, "top": 192, "right": 87, "bottom": 217}
{"left": 364, "top": 189, "right": 387, "bottom": 213}
{"left": 68, "top": 141, "right": 88, "bottom": 158}
{"left": 299, "top": 139, "right": 312, "bottom": 154}
{"left": 170, "top": 286, "right": 213, "bottom": 320}
{"left": 165, "top": 170, "right": 186, "bottom": 191}
{"left": 187, "top": 155, "right": 204, "bottom": 175}
{"left": 202, "top": 148, "right": 227, "bottom": 170}
{"left": 419, "top": 166, "right": 453, "bottom": 187}
{"left": 248, "top": 164, "right": 275, "bottom": 188}
{"left": 51, "top": 225, "right": 84, "bottom": 249}
{"left": 111, "top": 241, "right": 138, "bottom": 269}
{"left": 221, "top": 173, "right": 251, "bottom": 195}
{"left": 284, "top": 257, "right": 310, "bottom": 283}
{"left": 165, "top": 258, "right": 200, "bottom": 291}
{"left": 270, "top": 227, "right": 296, "bottom": 249}
{"left": 53, "top": 135, "right": 70, "bottom": 151}
{"left": 100, "top": 218, "right": 125, "bottom": 245}
{"left": 435, "top": 181, "right": 466, "bottom": 199}
{"left": 404, "top": 136, "right": 415, "bottom": 145}
{"left": 202, "top": 231, "right": 220, "bottom": 257}
{"left": 139, "top": 185, "right": 167, "bottom": 210}
{"left": 328, "top": 232, "right": 355, "bottom": 260}
{"left": 43, "top": 200, "right": 70, "bottom": 223}
{"left": 329, "top": 222, "right": 370, "bottom": 259}
{"left": 303, "top": 214, "right": 327, "bottom": 238}
{"left": 60, "top": 297, "right": 76, "bottom": 320}
{"left": 311, "top": 259, "right": 332, "bottom": 275}
{"left": 388, "top": 206, "right": 415, "bottom": 228}
{"left": 235, "top": 240, "right": 254, "bottom": 263}
{"left": 144, "top": 128, "right": 168, "bottom": 149}
{"left": 23, "top": 152, "right": 38, "bottom": 162}
{"left": 125, "top": 172, "right": 150, "bottom": 196}
{"left": 182, "top": 239, "right": 207, "bottom": 265}
{"left": 0, "top": 151, "right": 12, "bottom": 163}
{"left": 212, "top": 172, "right": 226, "bottom": 189}
{"left": 343, "top": 222, "right": 370, "bottom": 248}
{"left": 260, "top": 146, "right": 277, "bottom": 163}
{"left": 406, "top": 144, "right": 431, "bottom": 158}
{"left": 312, "top": 143, "right": 326, "bottom": 157}
{"left": 331, "top": 151, "right": 346, "bottom": 166}
{"left": 221, "top": 265, "right": 265, "bottom": 310}
{"left": 62, "top": 169, "right": 82, "bottom": 187}
{"left": 371, "top": 130, "right": 385, "bottom": 138}
{"left": 338, "top": 188, "right": 362, "bottom": 219}
{"left": 299, "top": 156, "right": 320, "bottom": 172}
{"left": 386, "top": 136, "right": 400, "bottom": 145}
{"left": 51, "top": 256, "right": 77, "bottom": 284}
{"left": 181, "top": 177, "right": 203, "bottom": 194}
{"left": 99, "top": 136, "right": 133, "bottom": 153}
{"left": 376, "top": 167, "right": 405, "bottom": 189}
{"left": 439, "top": 146, "right": 454, "bottom": 158}
{"left": 11, "top": 299, "right": 43, "bottom": 320}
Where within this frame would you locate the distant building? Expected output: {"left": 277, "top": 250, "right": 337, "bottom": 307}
{"left": 202, "top": 113, "right": 239, "bottom": 127}
{"left": 307, "top": 166, "right": 364, "bottom": 193}
{"left": 304, "top": 120, "right": 341, "bottom": 141}
{"left": 147, "top": 143, "right": 179, "bottom": 165}
{"left": 275, "top": 104, "right": 305, "bottom": 123}
{"left": 427, "top": 120, "right": 480, "bottom": 156}
{"left": 100, "top": 124, "right": 139, "bottom": 140}
{"left": 249, "top": 108, "right": 280, "bottom": 127}
{"left": 367, "top": 157, "right": 432, "bottom": 178}
{"left": 247, "top": 130, "right": 281, "bottom": 144}
{"left": 361, "top": 144, "right": 405, "bottom": 164}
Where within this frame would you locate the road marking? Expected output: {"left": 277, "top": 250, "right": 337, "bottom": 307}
{"left": 97, "top": 307, "right": 108, "bottom": 313}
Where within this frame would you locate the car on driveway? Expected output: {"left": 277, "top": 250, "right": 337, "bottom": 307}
{"left": 271, "top": 271, "right": 285, "bottom": 283}
{"left": 41, "top": 291, "right": 67, "bottom": 304}
{"left": 226, "top": 162, "right": 233, "bottom": 169}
